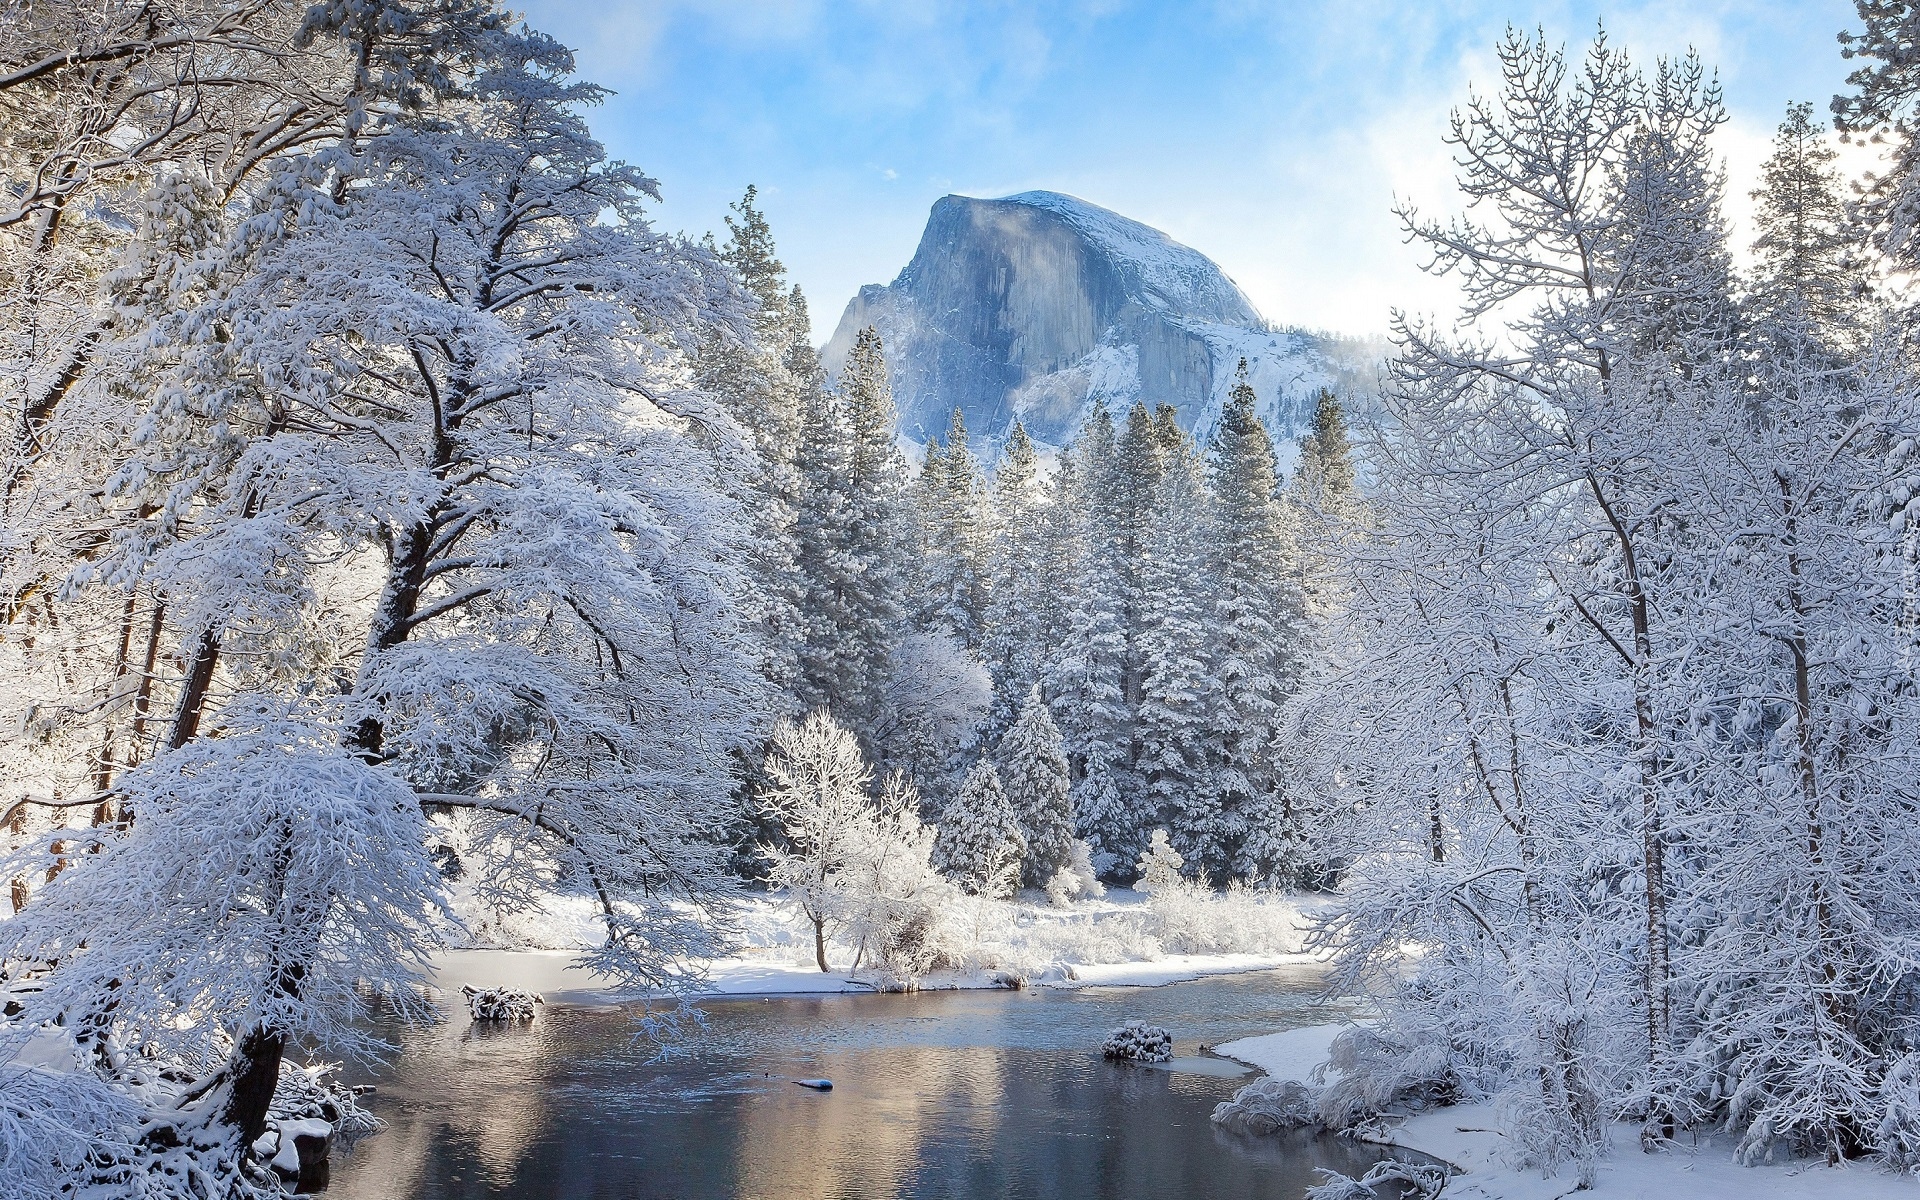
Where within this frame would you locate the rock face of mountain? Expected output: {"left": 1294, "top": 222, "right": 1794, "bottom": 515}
{"left": 822, "top": 191, "right": 1337, "bottom": 452}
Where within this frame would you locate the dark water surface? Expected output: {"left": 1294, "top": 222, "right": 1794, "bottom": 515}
{"left": 326, "top": 967, "right": 1401, "bottom": 1200}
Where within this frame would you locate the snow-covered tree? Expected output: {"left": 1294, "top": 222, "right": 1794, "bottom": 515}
{"left": 3, "top": 23, "right": 767, "bottom": 1177}
{"left": 1138, "top": 411, "right": 1219, "bottom": 876}
{"left": 1288, "top": 23, "right": 1920, "bottom": 1177}
{"left": 694, "top": 185, "right": 816, "bottom": 705}
{"left": 1835, "top": 1, "right": 1920, "bottom": 270}
{"left": 933, "top": 759, "right": 1026, "bottom": 899}
{"left": 1133, "top": 827, "right": 1184, "bottom": 894}
{"left": 1046, "top": 407, "right": 1134, "bottom": 876}
{"left": 759, "top": 710, "right": 881, "bottom": 972}
{"left": 793, "top": 326, "right": 909, "bottom": 734}
{"left": 1293, "top": 388, "right": 1356, "bottom": 510}
{"left": 979, "top": 420, "right": 1049, "bottom": 735}
{"left": 1207, "top": 366, "right": 1304, "bottom": 884}
{"left": 867, "top": 629, "right": 991, "bottom": 811}
{"left": 1748, "top": 103, "right": 1868, "bottom": 356}
{"left": 916, "top": 408, "right": 989, "bottom": 647}
{"left": 759, "top": 710, "right": 952, "bottom": 981}
{"left": 998, "top": 685, "right": 1075, "bottom": 889}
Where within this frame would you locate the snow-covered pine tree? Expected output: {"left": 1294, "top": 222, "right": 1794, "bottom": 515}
{"left": 1137, "top": 409, "right": 1221, "bottom": 877}
{"left": 999, "top": 685, "right": 1075, "bottom": 889}
{"left": 1835, "top": 2, "right": 1920, "bottom": 270}
{"left": 908, "top": 432, "right": 949, "bottom": 631}
{"left": 921, "top": 408, "right": 988, "bottom": 647}
{"left": 1207, "top": 365, "right": 1305, "bottom": 884}
{"left": 793, "top": 381, "right": 861, "bottom": 715}
{"left": 693, "top": 185, "right": 814, "bottom": 705}
{"left": 1046, "top": 406, "right": 1136, "bottom": 877}
{"left": 933, "top": 759, "right": 1026, "bottom": 898}
{"left": 831, "top": 327, "right": 912, "bottom": 734}
{"left": 1134, "top": 827, "right": 1184, "bottom": 894}
{"left": 1293, "top": 389, "right": 1356, "bottom": 509}
{"left": 980, "top": 420, "right": 1049, "bottom": 736}
{"left": 1748, "top": 102, "right": 1867, "bottom": 355}
{"left": 792, "top": 326, "right": 910, "bottom": 736}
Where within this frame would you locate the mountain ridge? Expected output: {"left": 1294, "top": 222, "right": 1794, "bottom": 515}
{"left": 820, "top": 190, "right": 1348, "bottom": 456}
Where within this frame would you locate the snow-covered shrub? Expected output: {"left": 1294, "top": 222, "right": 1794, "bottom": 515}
{"left": 1134, "top": 828, "right": 1184, "bottom": 893}
{"left": 1211, "top": 1078, "right": 1319, "bottom": 1136}
{"left": 1103, "top": 1021, "right": 1173, "bottom": 1063}
{"left": 1304, "top": 1161, "right": 1448, "bottom": 1200}
{"left": 1044, "top": 839, "right": 1105, "bottom": 907}
{"left": 839, "top": 776, "right": 960, "bottom": 990}
{"left": 462, "top": 986, "right": 542, "bottom": 1021}
{"left": 1312, "top": 1024, "right": 1473, "bottom": 1132}
{"left": 1877, "top": 1054, "right": 1920, "bottom": 1171}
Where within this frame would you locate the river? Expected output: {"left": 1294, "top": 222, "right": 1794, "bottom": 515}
{"left": 323, "top": 965, "right": 1410, "bottom": 1199}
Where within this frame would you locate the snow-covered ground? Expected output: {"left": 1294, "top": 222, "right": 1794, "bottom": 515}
{"left": 1215, "top": 1024, "right": 1920, "bottom": 1200}
{"left": 434, "top": 884, "right": 1328, "bottom": 1001}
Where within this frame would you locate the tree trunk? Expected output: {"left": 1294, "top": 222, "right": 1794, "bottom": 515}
{"left": 814, "top": 916, "right": 829, "bottom": 973}
{"left": 221, "top": 1024, "right": 287, "bottom": 1146}
{"left": 167, "top": 626, "right": 221, "bottom": 751}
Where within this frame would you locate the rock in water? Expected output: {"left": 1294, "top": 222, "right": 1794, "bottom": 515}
{"left": 462, "top": 984, "right": 541, "bottom": 1021}
{"left": 821, "top": 191, "right": 1348, "bottom": 452}
{"left": 1102, "top": 1020, "right": 1174, "bottom": 1063}
{"left": 792, "top": 1078, "right": 833, "bottom": 1091}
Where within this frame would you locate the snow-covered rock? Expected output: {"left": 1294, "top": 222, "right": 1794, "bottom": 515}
{"left": 1103, "top": 1020, "right": 1174, "bottom": 1063}
{"left": 821, "top": 191, "right": 1370, "bottom": 455}
{"left": 462, "top": 984, "right": 542, "bottom": 1021}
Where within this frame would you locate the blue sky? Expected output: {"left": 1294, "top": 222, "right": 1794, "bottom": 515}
{"left": 518, "top": 1, "right": 1859, "bottom": 340}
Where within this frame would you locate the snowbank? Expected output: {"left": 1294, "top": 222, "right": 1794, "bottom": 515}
{"left": 1378, "top": 1105, "right": 1920, "bottom": 1200}
{"left": 1214, "top": 1023, "right": 1352, "bottom": 1078}
{"left": 1216, "top": 1022, "right": 1920, "bottom": 1200}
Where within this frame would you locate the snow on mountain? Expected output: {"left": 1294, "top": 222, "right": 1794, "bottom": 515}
{"left": 821, "top": 191, "right": 1360, "bottom": 457}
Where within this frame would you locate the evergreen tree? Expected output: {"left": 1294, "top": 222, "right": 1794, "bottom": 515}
{"left": 794, "top": 327, "right": 910, "bottom": 734}
{"left": 1046, "top": 408, "right": 1136, "bottom": 876}
{"left": 694, "top": 187, "right": 812, "bottom": 704}
{"left": 792, "top": 388, "right": 861, "bottom": 715}
{"left": 1137, "top": 414, "right": 1219, "bottom": 876}
{"left": 935, "top": 409, "right": 990, "bottom": 645}
{"left": 999, "top": 685, "right": 1075, "bottom": 888}
{"left": 1207, "top": 365, "right": 1306, "bottom": 883}
{"left": 913, "top": 409, "right": 988, "bottom": 646}
{"left": 908, "top": 433, "right": 948, "bottom": 630}
{"left": 1134, "top": 827, "right": 1185, "bottom": 894}
{"left": 1835, "top": 3, "right": 1920, "bottom": 270}
{"left": 980, "top": 421, "right": 1049, "bottom": 736}
{"left": 1294, "top": 389, "right": 1356, "bottom": 506}
{"left": 1750, "top": 102, "right": 1866, "bottom": 350}
{"left": 1289, "top": 387, "right": 1360, "bottom": 623}
{"left": 933, "top": 760, "right": 1026, "bottom": 898}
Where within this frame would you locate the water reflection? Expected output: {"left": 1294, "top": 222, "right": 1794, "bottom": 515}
{"left": 327, "top": 970, "right": 1397, "bottom": 1199}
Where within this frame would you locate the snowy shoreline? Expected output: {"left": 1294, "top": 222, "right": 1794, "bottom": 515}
{"left": 426, "top": 945, "right": 1323, "bottom": 1006}
{"left": 1214, "top": 1025, "right": 1920, "bottom": 1200}
{"left": 433, "top": 885, "right": 1334, "bottom": 1004}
